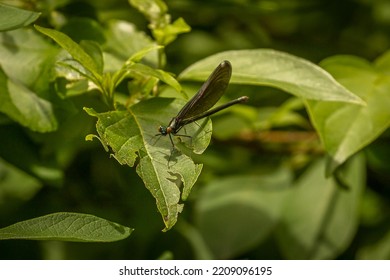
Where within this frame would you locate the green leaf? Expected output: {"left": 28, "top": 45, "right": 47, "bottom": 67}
{"left": 0, "top": 158, "right": 42, "bottom": 205}
{"left": 179, "top": 49, "right": 364, "bottom": 104}
{"left": 276, "top": 155, "right": 365, "bottom": 259}
{"left": 60, "top": 17, "right": 106, "bottom": 45}
{"left": 128, "top": 45, "right": 163, "bottom": 63}
{"left": 0, "top": 28, "right": 59, "bottom": 93}
{"left": 35, "top": 25, "right": 102, "bottom": 81}
{"left": 195, "top": 168, "right": 292, "bottom": 259}
{"left": 80, "top": 40, "right": 104, "bottom": 75}
{"left": 54, "top": 53, "right": 94, "bottom": 97}
{"left": 129, "top": 0, "right": 168, "bottom": 25}
{"left": 126, "top": 63, "right": 182, "bottom": 93}
{"left": 129, "top": 0, "right": 189, "bottom": 46}
{"left": 176, "top": 220, "right": 214, "bottom": 260}
{"left": 0, "top": 3, "right": 40, "bottom": 31}
{"left": 84, "top": 98, "right": 210, "bottom": 231}
{"left": 0, "top": 212, "right": 133, "bottom": 242}
{"left": 255, "top": 97, "right": 310, "bottom": 130}
{"left": 306, "top": 55, "right": 390, "bottom": 174}
{"left": 153, "top": 17, "right": 191, "bottom": 46}
{"left": 374, "top": 49, "right": 390, "bottom": 74}
{"left": 357, "top": 229, "right": 390, "bottom": 259}
{"left": 0, "top": 67, "right": 58, "bottom": 132}
{"left": 0, "top": 126, "right": 63, "bottom": 185}
{"left": 104, "top": 20, "right": 159, "bottom": 69}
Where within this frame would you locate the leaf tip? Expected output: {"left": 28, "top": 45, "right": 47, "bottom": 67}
{"left": 83, "top": 107, "right": 98, "bottom": 116}
{"left": 85, "top": 134, "right": 96, "bottom": 142}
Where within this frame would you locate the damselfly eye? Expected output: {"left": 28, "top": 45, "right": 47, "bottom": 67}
{"left": 158, "top": 126, "right": 167, "bottom": 135}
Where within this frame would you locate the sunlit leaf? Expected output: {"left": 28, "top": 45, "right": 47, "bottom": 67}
{"left": 307, "top": 55, "right": 390, "bottom": 174}
{"left": 195, "top": 168, "right": 292, "bottom": 258}
{"left": 357, "top": 230, "right": 390, "bottom": 259}
{"left": 129, "top": 0, "right": 168, "bottom": 25}
{"left": 85, "top": 98, "right": 210, "bottom": 230}
{"left": 126, "top": 63, "right": 182, "bottom": 93}
{"left": 104, "top": 20, "right": 159, "bottom": 69}
{"left": 276, "top": 155, "right": 365, "bottom": 259}
{"left": 0, "top": 3, "right": 40, "bottom": 31}
{"left": 153, "top": 17, "right": 191, "bottom": 46}
{"left": 0, "top": 67, "right": 57, "bottom": 132}
{"left": 35, "top": 25, "right": 102, "bottom": 81}
{"left": 180, "top": 49, "right": 364, "bottom": 104}
{"left": 80, "top": 40, "right": 104, "bottom": 74}
{"left": 0, "top": 212, "right": 133, "bottom": 242}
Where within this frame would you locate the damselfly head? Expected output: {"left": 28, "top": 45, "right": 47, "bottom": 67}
{"left": 158, "top": 126, "right": 167, "bottom": 135}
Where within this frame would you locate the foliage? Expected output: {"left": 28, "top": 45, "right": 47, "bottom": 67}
{"left": 0, "top": 212, "right": 133, "bottom": 242}
{"left": 0, "top": 0, "right": 389, "bottom": 259}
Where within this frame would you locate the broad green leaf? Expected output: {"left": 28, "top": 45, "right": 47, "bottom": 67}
{"left": 0, "top": 158, "right": 42, "bottom": 205}
{"left": 212, "top": 111, "right": 251, "bottom": 140}
{"left": 129, "top": 0, "right": 189, "bottom": 46}
{"left": 129, "top": 0, "right": 168, "bottom": 25}
{"left": 176, "top": 220, "right": 214, "bottom": 260}
{"left": 54, "top": 51, "right": 94, "bottom": 97}
{"left": 153, "top": 17, "right": 191, "bottom": 46}
{"left": 110, "top": 46, "right": 165, "bottom": 96}
{"left": 195, "top": 168, "right": 292, "bottom": 259}
{"left": 306, "top": 55, "right": 390, "bottom": 174}
{"left": 0, "top": 67, "right": 58, "bottom": 132}
{"left": 126, "top": 63, "right": 182, "bottom": 93}
{"left": 85, "top": 98, "right": 210, "bottom": 231}
{"left": 358, "top": 188, "right": 387, "bottom": 227}
{"left": 0, "top": 212, "right": 133, "bottom": 242}
{"left": 128, "top": 45, "right": 163, "bottom": 63}
{"left": 125, "top": 75, "right": 159, "bottom": 100}
{"left": 103, "top": 20, "right": 159, "bottom": 70}
{"left": 60, "top": 17, "right": 106, "bottom": 45}
{"left": 0, "top": 126, "right": 63, "bottom": 185}
{"left": 276, "top": 155, "right": 365, "bottom": 259}
{"left": 35, "top": 25, "right": 102, "bottom": 81}
{"left": 179, "top": 49, "right": 364, "bottom": 104}
{"left": 374, "top": 49, "right": 390, "bottom": 74}
{"left": 0, "top": 28, "right": 59, "bottom": 93}
{"left": 0, "top": 3, "right": 40, "bottom": 31}
{"left": 253, "top": 97, "right": 310, "bottom": 131}
{"left": 357, "top": 229, "right": 390, "bottom": 259}
{"left": 110, "top": 62, "right": 184, "bottom": 103}
{"left": 80, "top": 40, "right": 104, "bottom": 74}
